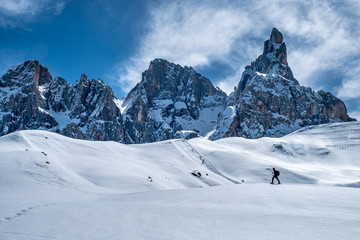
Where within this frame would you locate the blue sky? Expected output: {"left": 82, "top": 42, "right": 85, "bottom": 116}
{"left": 1, "top": 0, "right": 360, "bottom": 119}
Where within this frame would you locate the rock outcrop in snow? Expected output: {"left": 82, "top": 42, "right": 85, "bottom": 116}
{"left": 0, "top": 28, "right": 355, "bottom": 143}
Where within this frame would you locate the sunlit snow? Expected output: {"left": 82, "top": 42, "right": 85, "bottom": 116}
{"left": 0, "top": 122, "right": 359, "bottom": 239}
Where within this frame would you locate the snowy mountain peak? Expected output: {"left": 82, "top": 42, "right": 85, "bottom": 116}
{"left": 1, "top": 59, "right": 52, "bottom": 88}
{"left": 149, "top": 58, "right": 171, "bottom": 69}
{"left": 210, "top": 28, "right": 354, "bottom": 140}
{"left": 235, "top": 28, "right": 296, "bottom": 98}
{"left": 0, "top": 60, "right": 123, "bottom": 141}
{"left": 0, "top": 28, "right": 355, "bottom": 143}
{"left": 144, "top": 58, "right": 200, "bottom": 91}
{"left": 79, "top": 73, "right": 89, "bottom": 84}
{"left": 119, "top": 59, "right": 227, "bottom": 143}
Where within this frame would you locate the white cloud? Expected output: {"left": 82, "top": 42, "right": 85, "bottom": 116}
{"left": 216, "top": 68, "right": 243, "bottom": 94}
{"left": 349, "top": 111, "right": 360, "bottom": 121}
{"left": 337, "top": 64, "right": 360, "bottom": 100}
{"left": 114, "top": 1, "right": 254, "bottom": 92}
{"left": 0, "top": 0, "right": 33, "bottom": 15}
{"left": 271, "top": 1, "right": 360, "bottom": 89}
{"left": 0, "top": 0, "right": 66, "bottom": 28}
{"left": 113, "top": 0, "right": 360, "bottom": 99}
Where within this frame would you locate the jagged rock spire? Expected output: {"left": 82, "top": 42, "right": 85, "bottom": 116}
{"left": 212, "top": 28, "right": 354, "bottom": 141}
{"left": 263, "top": 28, "right": 288, "bottom": 67}
{"left": 236, "top": 28, "right": 295, "bottom": 97}
{"left": 270, "top": 27, "right": 283, "bottom": 43}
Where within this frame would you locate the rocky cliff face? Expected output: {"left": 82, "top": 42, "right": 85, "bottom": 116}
{"left": 0, "top": 58, "right": 227, "bottom": 143}
{"left": 120, "top": 59, "right": 227, "bottom": 143}
{"left": 0, "top": 28, "right": 355, "bottom": 143}
{"left": 209, "top": 28, "right": 354, "bottom": 140}
{"left": 0, "top": 60, "right": 57, "bottom": 135}
{"left": 0, "top": 60, "right": 123, "bottom": 141}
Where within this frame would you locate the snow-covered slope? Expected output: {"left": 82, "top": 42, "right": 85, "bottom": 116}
{"left": 0, "top": 131, "right": 235, "bottom": 196}
{"left": 202, "top": 121, "right": 360, "bottom": 186}
{"left": 1, "top": 121, "right": 359, "bottom": 194}
{"left": 1, "top": 122, "right": 359, "bottom": 239}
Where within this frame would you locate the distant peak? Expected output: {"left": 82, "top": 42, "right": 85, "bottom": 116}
{"left": 149, "top": 59, "right": 193, "bottom": 71}
{"left": 2, "top": 59, "right": 52, "bottom": 87}
{"left": 10, "top": 59, "right": 39, "bottom": 71}
{"left": 80, "top": 73, "right": 89, "bottom": 83}
{"left": 147, "top": 59, "right": 173, "bottom": 74}
{"left": 270, "top": 27, "right": 283, "bottom": 44}
{"left": 152, "top": 58, "right": 169, "bottom": 64}
{"left": 149, "top": 58, "right": 170, "bottom": 68}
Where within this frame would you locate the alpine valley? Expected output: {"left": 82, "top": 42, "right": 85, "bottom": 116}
{"left": 0, "top": 28, "right": 355, "bottom": 143}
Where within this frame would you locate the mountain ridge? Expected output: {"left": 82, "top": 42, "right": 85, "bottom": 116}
{"left": 0, "top": 28, "right": 355, "bottom": 143}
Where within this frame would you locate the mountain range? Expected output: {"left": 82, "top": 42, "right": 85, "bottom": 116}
{"left": 0, "top": 28, "right": 355, "bottom": 143}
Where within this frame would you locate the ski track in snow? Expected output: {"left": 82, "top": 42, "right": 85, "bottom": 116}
{"left": 0, "top": 232, "right": 56, "bottom": 239}
{"left": 173, "top": 139, "right": 240, "bottom": 184}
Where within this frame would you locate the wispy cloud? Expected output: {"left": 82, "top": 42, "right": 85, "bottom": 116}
{"left": 111, "top": 0, "right": 255, "bottom": 92}
{"left": 349, "top": 111, "right": 360, "bottom": 121}
{"left": 269, "top": 1, "right": 360, "bottom": 89}
{"left": 337, "top": 63, "right": 360, "bottom": 100}
{"left": 0, "top": 0, "right": 66, "bottom": 28}
{"left": 112, "top": 0, "right": 360, "bottom": 100}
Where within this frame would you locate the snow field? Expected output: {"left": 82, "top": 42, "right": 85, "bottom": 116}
{"left": 0, "top": 121, "right": 359, "bottom": 239}
{"left": 0, "top": 184, "right": 359, "bottom": 240}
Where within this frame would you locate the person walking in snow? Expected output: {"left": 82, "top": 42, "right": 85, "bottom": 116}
{"left": 271, "top": 168, "right": 281, "bottom": 184}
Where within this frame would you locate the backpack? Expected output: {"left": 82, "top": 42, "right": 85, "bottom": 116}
{"left": 274, "top": 170, "right": 280, "bottom": 176}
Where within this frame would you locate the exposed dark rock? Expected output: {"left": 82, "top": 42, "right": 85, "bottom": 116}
{"left": 0, "top": 61, "right": 123, "bottom": 141}
{"left": 0, "top": 60, "right": 58, "bottom": 135}
{"left": 61, "top": 123, "right": 88, "bottom": 140}
{"left": 318, "top": 90, "right": 355, "bottom": 121}
{"left": 121, "top": 58, "right": 227, "bottom": 143}
{"left": 210, "top": 28, "right": 354, "bottom": 140}
{"left": 270, "top": 27, "right": 283, "bottom": 43}
{"left": 0, "top": 28, "right": 355, "bottom": 143}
